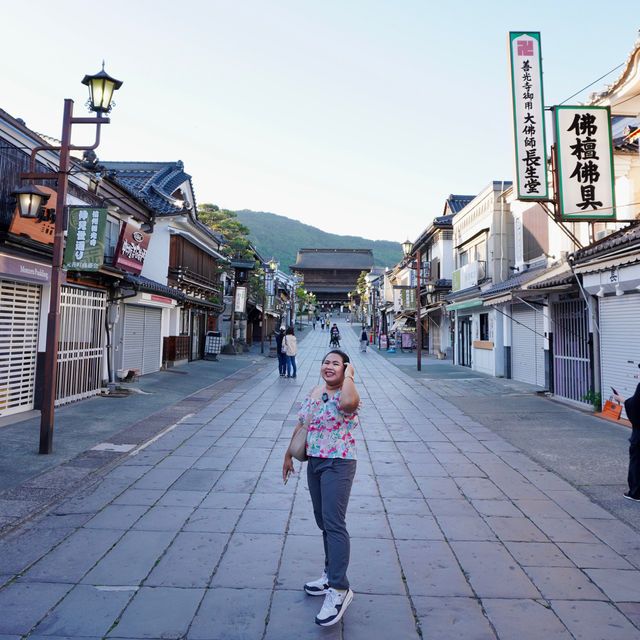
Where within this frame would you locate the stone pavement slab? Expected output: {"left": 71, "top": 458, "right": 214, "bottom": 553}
{"left": 1, "top": 321, "right": 639, "bottom": 638}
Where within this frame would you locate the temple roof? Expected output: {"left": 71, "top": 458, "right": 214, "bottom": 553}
{"left": 291, "top": 249, "right": 374, "bottom": 271}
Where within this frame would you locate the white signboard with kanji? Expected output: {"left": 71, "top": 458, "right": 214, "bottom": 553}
{"left": 509, "top": 32, "right": 549, "bottom": 200}
{"left": 555, "top": 106, "right": 616, "bottom": 219}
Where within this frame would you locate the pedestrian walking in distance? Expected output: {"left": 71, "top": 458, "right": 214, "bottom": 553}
{"left": 283, "top": 326, "right": 297, "bottom": 378}
{"left": 613, "top": 378, "right": 640, "bottom": 501}
{"left": 276, "top": 327, "right": 287, "bottom": 377}
{"left": 320, "top": 316, "right": 324, "bottom": 330}
{"left": 312, "top": 317, "right": 316, "bottom": 330}
{"left": 283, "top": 349, "right": 359, "bottom": 626}
{"left": 360, "top": 327, "right": 368, "bottom": 352}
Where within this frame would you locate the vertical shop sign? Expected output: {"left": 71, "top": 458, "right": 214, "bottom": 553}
{"left": 113, "top": 223, "right": 150, "bottom": 274}
{"left": 509, "top": 32, "right": 549, "bottom": 200}
{"left": 555, "top": 106, "right": 615, "bottom": 219}
{"left": 235, "top": 286, "right": 247, "bottom": 313}
{"left": 62, "top": 207, "right": 107, "bottom": 270}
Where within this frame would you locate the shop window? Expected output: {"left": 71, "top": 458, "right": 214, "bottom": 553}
{"left": 479, "top": 313, "right": 489, "bottom": 341}
{"left": 180, "top": 308, "right": 190, "bottom": 335}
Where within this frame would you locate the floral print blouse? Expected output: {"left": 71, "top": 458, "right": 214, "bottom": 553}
{"left": 297, "top": 389, "right": 359, "bottom": 460}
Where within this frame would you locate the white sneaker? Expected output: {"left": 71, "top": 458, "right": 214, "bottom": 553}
{"left": 304, "top": 570, "right": 328, "bottom": 596}
{"left": 315, "top": 587, "right": 353, "bottom": 626}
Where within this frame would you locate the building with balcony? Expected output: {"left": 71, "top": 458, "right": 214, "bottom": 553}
{"left": 411, "top": 194, "right": 474, "bottom": 358}
{"left": 446, "top": 181, "right": 513, "bottom": 374}
{"left": 102, "top": 161, "right": 227, "bottom": 368}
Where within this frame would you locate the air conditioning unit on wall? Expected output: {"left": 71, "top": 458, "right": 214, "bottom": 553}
{"left": 596, "top": 228, "right": 615, "bottom": 241}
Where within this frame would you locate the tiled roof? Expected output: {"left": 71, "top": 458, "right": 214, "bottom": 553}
{"left": 445, "top": 284, "right": 481, "bottom": 302}
{"left": 445, "top": 194, "right": 476, "bottom": 215}
{"left": 122, "top": 273, "right": 185, "bottom": 302}
{"left": 481, "top": 265, "right": 547, "bottom": 297}
{"left": 292, "top": 249, "right": 374, "bottom": 270}
{"left": 571, "top": 222, "right": 640, "bottom": 262}
{"left": 611, "top": 116, "right": 640, "bottom": 152}
{"left": 101, "top": 161, "right": 192, "bottom": 216}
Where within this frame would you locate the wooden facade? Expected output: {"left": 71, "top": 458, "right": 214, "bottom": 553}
{"left": 292, "top": 249, "right": 374, "bottom": 309}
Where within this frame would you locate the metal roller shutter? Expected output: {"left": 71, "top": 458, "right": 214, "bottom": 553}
{"left": 599, "top": 294, "right": 640, "bottom": 418}
{"left": 0, "top": 280, "right": 41, "bottom": 416}
{"left": 122, "top": 305, "right": 162, "bottom": 376}
{"left": 142, "top": 307, "right": 162, "bottom": 375}
{"left": 512, "top": 304, "right": 545, "bottom": 388}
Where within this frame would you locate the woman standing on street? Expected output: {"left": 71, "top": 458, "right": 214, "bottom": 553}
{"left": 360, "top": 327, "right": 368, "bottom": 352}
{"left": 614, "top": 380, "right": 640, "bottom": 501}
{"left": 283, "top": 326, "right": 298, "bottom": 378}
{"left": 283, "top": 349, "right": 359, "bottom": 627}
{"left": 276, "top": 327, "right": 287, "bottom": 377}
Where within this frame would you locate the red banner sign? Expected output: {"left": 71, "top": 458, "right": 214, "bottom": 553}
{"left": 112, "top": 223, "right": 150, "bottom": 274}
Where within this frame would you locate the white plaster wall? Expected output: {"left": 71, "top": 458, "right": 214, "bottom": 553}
{"left": 141, "top": 221, "right": 170, "bottom": 284}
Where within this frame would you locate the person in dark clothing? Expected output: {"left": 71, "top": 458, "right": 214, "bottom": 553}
{"left": 276, "top": 327, "right": 287, "bottom": 377}
{"left": 614, "top": 382, "right": 640, "bottom": 501}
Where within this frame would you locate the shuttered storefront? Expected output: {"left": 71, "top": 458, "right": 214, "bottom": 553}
{"left": 512, "top": 304, "right": 546, "bottom": 388}
{"left": 122, "top": 305, "right": 162, "bottom": 375}
{"left": 0, "top": 279, "right": 41, "bottom": 416}
{"left": 599, "top": 294, "right": 640, "bottom": 418}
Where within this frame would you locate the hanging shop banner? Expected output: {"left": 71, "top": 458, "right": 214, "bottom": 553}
{"left": 509, "top": 32, "right": 549, "bottom": 200}
{"left": 113, "top": 223, "right": 150, "bottom": 274}
{"left": 235, "top": 286, "right": 247, "bottom": 313}
{"left": 400, "top": 287, "right": 416, "bottom": 311}
{"left": 554, "top": 106, "right": 616, "bottom": 219}
{"left": 62, "top": 207, "right": 107, "bottom": 271}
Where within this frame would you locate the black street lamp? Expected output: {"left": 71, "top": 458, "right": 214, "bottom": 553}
{"left": 12, "top": 65, "right": 122, "bottom": 454}
{"left": 12, "top": 184, "right": 51, "bottom": 218}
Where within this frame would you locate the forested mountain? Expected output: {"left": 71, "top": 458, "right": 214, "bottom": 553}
{"left": 234, "top": 209, "right": 402, "bottom": 271}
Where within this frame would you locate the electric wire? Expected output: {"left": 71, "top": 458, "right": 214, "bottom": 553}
{"left": 557, "top": 63, "right": 624, "bottom": 106}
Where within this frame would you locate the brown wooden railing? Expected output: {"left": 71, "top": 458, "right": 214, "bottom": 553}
{"left": 163, "top": 335, "right": 190, "bottom": 362}
{"left": 168, "top": 266, "right": 221, "bottom": 295}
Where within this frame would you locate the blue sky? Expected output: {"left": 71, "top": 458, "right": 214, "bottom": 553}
{"left": 2, "top": 1, "right": 638, "bottom": 241}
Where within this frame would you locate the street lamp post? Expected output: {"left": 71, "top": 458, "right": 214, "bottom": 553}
{"left": 402, "top": 239, "right": 424, "bottom": 371}
{"left": 12, "top": 65, "right": 122, "bottom": 455}
{"left": 261, "top": 265, "right": 267, "bottom": 354}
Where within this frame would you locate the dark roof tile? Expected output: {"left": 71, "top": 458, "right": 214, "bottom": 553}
{"left": 292, "top": 249, "right": 374, "bottom": 270}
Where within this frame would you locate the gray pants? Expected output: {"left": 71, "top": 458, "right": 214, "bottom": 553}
{"left": 307, "top": 457, "right": 357, "bottom": 590}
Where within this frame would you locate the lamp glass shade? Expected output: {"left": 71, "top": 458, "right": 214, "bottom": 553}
{"left": 401, "top": 239, "right": 412, "bottom": 256}
{"left": 82, "top": 66, "right": 123, "bottom": 113}
{"left": 269, "top": 258, "right": 278, "bottom": 271}
{"left": 13, "top": 185, "right": 50, "bottom": 219}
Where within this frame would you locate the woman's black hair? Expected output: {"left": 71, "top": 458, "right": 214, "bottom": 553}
{"left": 286, "top": 326, "right": 295, "bottom": 335}
{"left": 323, "top": 349, "right": 350, "bottom": 364}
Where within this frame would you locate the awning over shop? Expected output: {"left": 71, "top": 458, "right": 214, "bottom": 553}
{"left": 572, "top": 252, "right": 640, "bottom": 274}
{"left": 483, "top": 293, "right": 512, "bottom": 306}
{"left": 445, "top": 299, "right": 483, "bottom": 312}
{"left": 391, "top": 313, "right": 416, "bottom": 330}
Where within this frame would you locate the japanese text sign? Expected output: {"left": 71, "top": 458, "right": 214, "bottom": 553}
{"left": 62, "top": 207, "right": 107, "bottom": 271}
{"left": 113, "top": 223, "right": 150, "bottom": 274}
{"left": 509, "top": 32, "right": 549, "bottom": 200}
{"left": 555, "top": 106, "right": 615, "bottom": 219}
{"left": 235, "top": 286, "right": 247, "bottom": 313}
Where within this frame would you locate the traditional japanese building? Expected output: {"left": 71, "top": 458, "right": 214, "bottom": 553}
{"left": 291, "top": 248, "right": 374, "bottom": 311}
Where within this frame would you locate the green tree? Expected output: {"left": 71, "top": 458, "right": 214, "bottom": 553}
{"left": 198, "top": 203, "right": 262, "bottom": 298}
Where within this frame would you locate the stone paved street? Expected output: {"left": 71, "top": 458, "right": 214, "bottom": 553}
{"left": 1, "top": 321, "right": 640, "bottom": 639}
